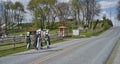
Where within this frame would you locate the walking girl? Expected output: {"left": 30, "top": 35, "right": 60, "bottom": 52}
{"left": 33, "top": 31, "right": 38, "bottom": 50}
{"left": 26, "top": 32, "right": 31, "bottom": 49}
{"left": 45, "top": 31, "right": 50, "bottom": 49}
{"left": 36, "top": 29, "right": 42, "bottom": 49}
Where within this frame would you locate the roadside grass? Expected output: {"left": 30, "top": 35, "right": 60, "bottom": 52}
{"left": 0, "top": 46, "right": 28, "bottom": 57}
{"left": 0, "top": 39, "right": 66, "bottom": 57}
{"left": 92, "top": 27, "right": 106, "bottom": 36}
{"left": 0, "top": 43, "right": 25, "bottom": 50}
{"left": 106, "top": 38, "right": 120, "bottom": 64}
{"left": 49, "top": 29, "right": 58, "bottom": 34}
{"left": 71, "top": 27, "right": 107, "bottom": 38}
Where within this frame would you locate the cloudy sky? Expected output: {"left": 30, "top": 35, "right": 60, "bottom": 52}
{"left": 2, "top": 0, "right": 120, "bottom": 26}
{"left": 98, "top": 0, "right": 120, "bottom": 26}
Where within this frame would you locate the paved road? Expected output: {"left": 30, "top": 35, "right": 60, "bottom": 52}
{"left": 0, "top": 27, "right": 120, "bottom": 64}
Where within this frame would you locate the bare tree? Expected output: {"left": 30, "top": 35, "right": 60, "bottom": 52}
{"left": 3, "top": 0, "right": 12, "bottom": 34}
{"left": 44, "top": 0, "right": 57, "bottom": 29}
{"left": 84, "top": 0, "right": 100, "bottom": 28}
{"left": 71, "top": 0, "right": 82, "bottom": 28}
{"left": 56, "top": 2, "right": 70, "bottom": 25}
{"left": 71, "top": 0, "right": 100, "bottom": 29}
{"left": 14, "top": 1, "right": 24, "bottom": 29}
{"left": 50, "top": 6, "right": 57, "bottom": 29}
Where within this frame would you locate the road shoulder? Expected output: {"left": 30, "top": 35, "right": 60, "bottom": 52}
{"left": 106, "top": 38, "right": 120, "bottom": 64}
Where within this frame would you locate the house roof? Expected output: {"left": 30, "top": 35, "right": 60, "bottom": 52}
{"left": 28, "top": 27, "right": 36, "bottom": 32}
{"left": 58, "top": 25, "right": 67, "bottom": 28}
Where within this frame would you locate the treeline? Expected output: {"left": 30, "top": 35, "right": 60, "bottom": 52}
{"left": 0, "top": 1, "right": 25, "bottom": 34}
{"left": 27, "top": 0, "right": 101, "bottom": 30}
{"left": 0, "top": 0, "right": 113, "bottom": 34}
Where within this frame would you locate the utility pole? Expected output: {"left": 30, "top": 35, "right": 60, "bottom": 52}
{"left": 110, "top": 8, "right": 111, "bottom": 21}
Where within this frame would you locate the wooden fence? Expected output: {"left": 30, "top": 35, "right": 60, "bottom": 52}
{"left": 0, "top": 34, "right": 61, "bottom": 52}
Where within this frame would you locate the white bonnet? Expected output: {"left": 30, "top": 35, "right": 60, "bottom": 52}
{"left": 27, "top": 32, "right": 30, "bottom": 36}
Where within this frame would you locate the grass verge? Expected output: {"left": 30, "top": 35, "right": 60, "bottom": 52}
{"left": 0, "top": 46, "right": 28, "bottom": 57}
{"left": 106, "top": 38, "right": 120, "bottom": 64}
{"left": 0, "top": 39, "right": 66, "bottom": 57}
{"left": 71, "top": 27, "right": 110, "bottom": 38}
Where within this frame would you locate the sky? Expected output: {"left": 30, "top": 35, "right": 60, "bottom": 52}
{"left": 98, "top": 0, "right": 120, "bottom": 26}
{"left": 2, "top": 0, "right": 120, "bottom": 26}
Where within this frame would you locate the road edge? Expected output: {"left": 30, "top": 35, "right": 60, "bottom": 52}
{"left": 106, "top": 38, "right": 120, "bottom": 64}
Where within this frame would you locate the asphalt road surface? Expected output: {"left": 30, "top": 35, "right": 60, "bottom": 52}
{"left": 0, "top": 27, "right": 120, "bottom": 64}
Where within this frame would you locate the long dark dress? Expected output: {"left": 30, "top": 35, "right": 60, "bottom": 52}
{"left": 26, "top": 36, "right": 31, "bottom": 49}
{"left": 33, "top": 34, "right": 38, "bottom": 49}
{"left": 37, "top": 34, "right": 42, "bottom": 49}
{"left": 45, "top": 34, "right": 50, "bottom": 48}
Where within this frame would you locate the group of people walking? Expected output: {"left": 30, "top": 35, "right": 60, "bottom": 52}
{"left": 26, "top": 29, "right": 50, "bottom": 50}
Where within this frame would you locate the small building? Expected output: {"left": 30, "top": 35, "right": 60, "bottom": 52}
{"left": 58, "top": 25, "right": 67, "bottom": 37}
{"left": 28, "top": 27, "right": 36, "bottom": 35}
{"left": 67, "top": 16, "right": 74, "bottom": 21}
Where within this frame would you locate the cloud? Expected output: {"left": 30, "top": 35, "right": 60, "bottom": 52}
{"left": 95, "top": 11, "right": 108, "bottom": 20}
{"left": 96, "top": 10, "right": 120, "bottom": 26}
{"left": 97, "top": 0, "right": 120, "bottom": 26}
{"left": 2, "top": 0, "right": 17, "bottom": 2}
{"left": 58, "top": 0, "right": 70, "bottom": 3}
{"left": 99, "top": 0, "right": 118, "bottom": 9}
